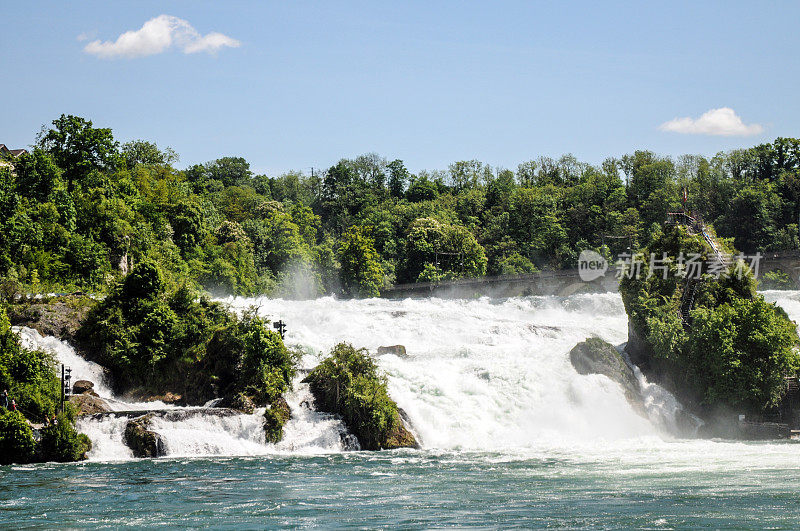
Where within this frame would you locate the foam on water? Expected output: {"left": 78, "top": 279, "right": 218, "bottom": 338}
{"left": 18, "top": 329, "right": 351, "bottom": 460}
{"left": 223, "top": 292, "right": 682, "bottom": 449}
{"left": 27, "top": 289, "right": 800, "bottom": 460}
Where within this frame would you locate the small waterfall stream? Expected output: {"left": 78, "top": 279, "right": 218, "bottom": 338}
{"left": 17, "top": 327, "right": 352, "bottom": 460}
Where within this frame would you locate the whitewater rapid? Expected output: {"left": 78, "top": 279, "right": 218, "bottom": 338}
{"left": 20, "top": 289, "right": 800, "bottom": 460}
{"left": 17, "top": 328, "right": 354, "bottom": 461}
{"left": 225, "top": 293, "right": 682, "bottom": 449}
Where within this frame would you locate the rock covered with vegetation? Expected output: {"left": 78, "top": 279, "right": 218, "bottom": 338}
{"left": 0, "top": 307, "right": 91, "bottom": 464}
{"left": 77, "top": 261, "right": 297, "bottom": 417}
{"left": 6, "top": 295, "right": 95, "bottom": 344}
{"left": 619, "top": 223, "right": 800, "bottom": 422}
{"left": 263, "top": 396, "right": 291, "bottom": 444}
{"left": 569, "top": 338, "right": 642, "bottom": 409}
{"left": 303, "top": 343, "right": 417, "bottom": 450}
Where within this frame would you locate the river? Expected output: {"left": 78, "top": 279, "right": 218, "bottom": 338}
{"left": 2, "top": 291, "right": 800, "bottom": 527}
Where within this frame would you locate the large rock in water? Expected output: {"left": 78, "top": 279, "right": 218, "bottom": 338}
{"left": 303, "top": 345, "right": 419, "bottom": 451}
{"left": 377, "top": 345, "right": 407, "bottom": 358}
{"left": 569, "top": 338, "right": 643, "bottom": 410}
{"left": 124, "top": 414, "right": 166, "bottom": 458}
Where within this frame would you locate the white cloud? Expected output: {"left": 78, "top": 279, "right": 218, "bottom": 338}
{"left": 183, "top": 32, "right": 241, "bottom": 54}
{"left": 659, "top": 107, "right": 764, "bottom": 137}
{"left": 83, "top": 14, "right": 240, "bottom": 59}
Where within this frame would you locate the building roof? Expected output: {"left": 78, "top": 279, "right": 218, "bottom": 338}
{"left": 0, "top": 144, "right": 28, "bottom": 157}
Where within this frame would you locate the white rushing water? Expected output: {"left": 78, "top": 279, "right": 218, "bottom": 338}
{"left": 224, "top": 292, "right": 684, "bottom": 450}
{"left": 21, "top": 289, "right": 800, "bottom": 460}
{"left": 15, "top": 327, "right": 115, "bottom": 398}
{"left": 17, "top": 328, "right": 353, "bottom": 460}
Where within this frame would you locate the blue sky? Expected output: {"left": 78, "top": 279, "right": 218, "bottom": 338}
{"left": 1, "top": 1, "right": 798, "bottom": 175}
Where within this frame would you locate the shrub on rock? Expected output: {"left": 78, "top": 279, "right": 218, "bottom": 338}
{"left": 39, "top": 408, "right": 92, "bottom": 462}
{"left": 304, "top": 343, "right": 417, "bottom": 450}
{"left": 264, "top": 396, "right": 291, "bottom": 443}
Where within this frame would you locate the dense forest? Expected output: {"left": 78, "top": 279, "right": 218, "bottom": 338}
{"left": 2, "top": 114, "right": 800, "bottom": 298}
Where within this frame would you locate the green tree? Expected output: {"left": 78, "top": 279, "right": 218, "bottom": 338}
{"left": 387, "top": 159, "right": 410, "bottom": 198}
{"left": 37, "top": 114, "right": 119, "bottom": 192}
{"left": 338, "top": 226, "right": 384, "bottom": 297}
{"left": 121, "top": 140, "right": 178, "bottom": 168}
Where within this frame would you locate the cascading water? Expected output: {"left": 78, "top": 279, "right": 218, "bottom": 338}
{"left": 15, "top": 291, "right": 692, "bottom": 460}
{"left": 15, "top": 326, "right": 115, "bottom": 398}
{"left": 17, "top": 328, "right": 353, "bottom": 460}
{"left": 224, "top": 292, "right": 686, "bottom": 450}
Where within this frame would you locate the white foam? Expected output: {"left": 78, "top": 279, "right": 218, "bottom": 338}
{"left": 222, "top": 293, "right": 679, "bottom": 449}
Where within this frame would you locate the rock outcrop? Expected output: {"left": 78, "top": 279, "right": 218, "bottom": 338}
{"left": 569, "top": 337, "right": 643, "bottom": 411}
{"left": 69, "top": 393, "right": 112, "bottom": 415}
{"left": 304, "top": 343, "right": 419, "bottom": 451}
{"left": 263, "top": 396, "right": 291, "bottom": 443}
{"left": 7, "top": 296, "right": 94, "bottom": 343}
{"left": 123, "top": 414, "right": 166, "bottom": 458}
{"left": 220, "top": 392, "right": 256, "bottom": 414}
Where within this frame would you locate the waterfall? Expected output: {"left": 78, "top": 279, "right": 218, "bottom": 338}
{"left": 19, "top": 329, "right": 352, "bottom": 461}
{"left": 15, "top": 326, "right": 115, "bottom": 398}
{"left": 224, "top": 293, "right": 686, "bottom": 449}
{"left": 16, "top": 291, "right": 697, "bottom": 460}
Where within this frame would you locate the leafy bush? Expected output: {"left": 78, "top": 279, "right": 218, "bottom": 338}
{"left": 0, "top": 308, "right": 60, "bottom": 423}
{"left": 263, "top": 397, "right": 291, "bottom": 443}
{"left": 0, "top": 409, "right": 36, "bottom": 464}
{"left": 687, "top": 298, "right": 799, "bottom": 410}
{"left": 38, "top": 407, "right": 92, "bottom": 462}
{"left": 198, "top": 311, "right": 296, "bottom": 405}
{"left": 760, "top": 269, "right": 795, "bottom": 290}
{"left": 303, "top": 343, "right": 415, "bottom": 450}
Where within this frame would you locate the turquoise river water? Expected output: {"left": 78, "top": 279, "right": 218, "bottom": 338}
{"left": 3, "top": 290, "right": 800, "bottom": 528}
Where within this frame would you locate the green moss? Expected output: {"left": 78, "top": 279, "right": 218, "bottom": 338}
{"left": 263, "top": 396, "right": 291, "bottom": 444}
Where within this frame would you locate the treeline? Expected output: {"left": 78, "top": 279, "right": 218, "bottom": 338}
{"left": 2, "top": 114, "right": 799, "bottom": 297}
